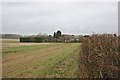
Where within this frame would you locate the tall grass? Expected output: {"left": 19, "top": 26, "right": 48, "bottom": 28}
{"left": 78, "top": 34, "right": 119, "bottom": 78}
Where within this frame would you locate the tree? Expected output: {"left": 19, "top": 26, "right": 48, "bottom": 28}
{"left": 56, "top": 30, "right": 62, "bottom": 38}
{"left": 53, "top": 32, "right": 56, "bottom": 38}
{"left": 53, "top": 30, "right": 62, "bottom": 38}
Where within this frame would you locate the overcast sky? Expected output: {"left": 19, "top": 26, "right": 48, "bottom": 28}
{"left": 2, "top": 2, "right": 118, "bottom": 35}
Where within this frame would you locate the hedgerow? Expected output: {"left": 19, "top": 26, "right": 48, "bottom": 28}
{"left": 78, "top": 34, "right": 119, "bottom": 78}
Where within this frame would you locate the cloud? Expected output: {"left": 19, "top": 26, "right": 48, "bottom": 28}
{"left": 2, "top": 2, "right": 118, "bottom": 35}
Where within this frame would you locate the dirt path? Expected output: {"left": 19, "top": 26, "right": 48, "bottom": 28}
{"left": 2, "top": 43, "right": 79, "bottom": 78}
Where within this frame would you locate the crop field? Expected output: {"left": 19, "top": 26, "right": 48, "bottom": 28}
{"left": 2, "top": 39, "right": 80, "bottom": 78}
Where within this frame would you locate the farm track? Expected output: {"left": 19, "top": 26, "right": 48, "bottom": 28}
{"left": 3, "top": 45, "right": 63, "bottom": 63}
{"left": 3, "top": 45, "right": 65, "bottom": 72}
{"left": 2, "top": 43, "right": 79, "bottom": 78}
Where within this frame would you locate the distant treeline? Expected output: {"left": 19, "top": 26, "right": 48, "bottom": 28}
{"left": 0, "top": 34, "right": 22, "bottom": 39}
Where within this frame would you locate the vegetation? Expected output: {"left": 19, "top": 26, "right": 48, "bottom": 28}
{"left": 2, "top": 33, "right": 119, "bottom": 78}
{"left": 54, "top": 30, "right": 62, "bottom": 38}
{"left": 2, "top": 39, "right": 79, "bottom": 78}
{"left": 20, "top": 37, "right": 43, "bottom": 43}
{"left": 78, "top": 34, "right": 119, "bottom": 78}
{"left": 1, "top": 34, "right": 22, "bottom": 39}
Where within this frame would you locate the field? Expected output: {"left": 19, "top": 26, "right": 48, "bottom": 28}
{"left": 2, "top": 34, "right": 119, "bottom": 78}
{"left": 2, "top": 39, "right": 80, "bottom": 78}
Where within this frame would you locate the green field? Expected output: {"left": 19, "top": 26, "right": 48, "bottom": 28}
{"left": 2, "top": 39, "right": 80, "bottom": 78}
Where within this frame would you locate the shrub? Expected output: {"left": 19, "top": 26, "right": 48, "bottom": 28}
{"left": 78, "top": 34, "right": 119, "bottom": 78}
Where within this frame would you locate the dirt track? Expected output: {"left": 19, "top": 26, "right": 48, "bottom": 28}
{"left": 2, "top": 43, "right": 79, "bottom": 78}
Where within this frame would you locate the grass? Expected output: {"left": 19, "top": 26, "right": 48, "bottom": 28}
{"left": 1, "top": 39, "right": 19, "bottom": 43}
{"left": 2, "top": 44, "right": 61, "bottom": 55}
{"left": 2, "top": 39, "right": 80, "bottom": 78}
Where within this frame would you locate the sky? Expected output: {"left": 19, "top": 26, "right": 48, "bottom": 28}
{"left": 2, "top": 1, "right": 118, "bottom": 35}
{"left": 1, "top": 0, "right": 119, "bottom": 2}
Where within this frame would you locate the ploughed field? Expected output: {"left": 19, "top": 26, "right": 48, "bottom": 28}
{"left": 2, "top": 39, "right": 80, "bottom": 78}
